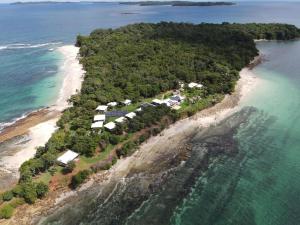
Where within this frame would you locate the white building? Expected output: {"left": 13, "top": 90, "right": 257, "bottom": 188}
{"left": 170, "top": 95, "right": 185, "bottom": 102}
{"left": 104, "top": 122, "right": 116, "bottom": 130}
{"left": 107, "top": 102, "right": 118, "bottom": 107}
{"left": 135, "top": 107, "right": 142, "bottom": 112}
{"left": 94, "top": 114, "right": 106, "bottom": 122}
{"left": 125, "top": 112, "right": 136, "bottom": 119}
{"left": 123, "top": 99, "right": 132, "bottom": 106}
{"left": 162, "top": 98, "right": 178, "bottom": 107}
{"left": 57, "top": 150, "right": 79, "bottom": 166}
{"left": 96, "top": 105, "right": 108, "bottom": 112}
{"left": 178, "top": 81, "right": 185, "bottom": 88}
{"left": 91, "top": 121, "right": 104, "bottom": 129}
{"left": 188, "top": 82, "right": 203, "bottom": 89}
{"left": 115, "top": 117, "right": 126, "bottom": 123}
{"left": 152, "top": 99, "right": 164, "bottom": 106}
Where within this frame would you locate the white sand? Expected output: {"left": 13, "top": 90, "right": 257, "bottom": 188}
{"left": 1, "top": 119, "right": 58, "bottom": 172}
{"left": 0, "top": 45, "right": 84, "bottom": 174}
{"left": 54, "top": 45, "right": 84, "bottom": 111}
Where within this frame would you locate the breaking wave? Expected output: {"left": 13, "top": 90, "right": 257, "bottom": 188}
{"left": 0, "top": 42, "right": 62, "bottom": 51}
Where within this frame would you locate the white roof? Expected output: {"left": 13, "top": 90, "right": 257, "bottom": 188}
{"left": 135, "top": 107, "right": 142, "bottom": 112}
{"left": 115, "top": 116, "right": 126, "bottom": 123}
{"left": 188, "top": 82, "right": 198, "bottom": 88}
{"left": 123, "top": 99, "right": 132, "bottom": 105}
{"left": 163, "top": 99, "right": 171, "bottom": 107}
{"left": 91, "top": 121, "right": 103, "bottom": 129}
{"left": 152, "top": 99, "right": 164, "bottom": 105}
{"left": 104, "top": 122, "right": 116, "bottom": 130}
{"left": 94, "top": 114, "right": 106, "bottom": 121}
{"left": 188, "top": 82, "right": 203, "bottom": 88}
{"left": 57, "top": 150, "right": 79, "bottom": 165}
{"left": 125, "top": 112, "right": 136, "bottom": 119}
{"left": 172, "top": 105, "right": 182, "bottom": 110}
{"left": 107, "top": 102, "right": 118, "bottom": 107}
{"left": 96, "top": 105, "right": 108, "bottom": 111}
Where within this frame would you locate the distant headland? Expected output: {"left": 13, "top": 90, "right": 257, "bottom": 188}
{"left": 11, "top": 1, "right": 236, "bottom": 7}
{"left": 119, "top": 1, "right": 236, "bottom": 7}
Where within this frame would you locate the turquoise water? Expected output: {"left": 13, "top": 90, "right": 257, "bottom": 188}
{"left": 0, "top": 47, "right": 63, "bottom": 126}
{"left": 169, "top": 41, "right": 300, "bottom": 225}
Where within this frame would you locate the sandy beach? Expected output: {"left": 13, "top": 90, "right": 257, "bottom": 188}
{"left": 0, "top": 45, "right": 84, "bottom": 185}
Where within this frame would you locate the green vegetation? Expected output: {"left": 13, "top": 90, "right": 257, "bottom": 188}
{"left": 1, "top": 22, "right": 298, "bottom": 216}
{"left": 70, "top": 170, "right": 91, "bottom": 189}
{"left": 62, "top": 161, "right": 76, "bottom": 174}
{"left": 2, "top": 191, "right": 13, "bottom": 202}
{"left": 223, "top": 23, "right": 300, "bottom": 40}
{"left": 0, "top": 204, "right": 14, "bottom": 219}
{"left": 20, "top": 22, "right": 300, "bottom": 186}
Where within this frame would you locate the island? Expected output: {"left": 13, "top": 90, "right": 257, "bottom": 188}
{"left": 0, "top": 22, "right": 299, "bottom": 220}
{"left": 119, "top": 1, "right": 236, "bottom": 7}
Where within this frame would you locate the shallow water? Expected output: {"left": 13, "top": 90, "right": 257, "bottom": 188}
{"left": 169, "top": 41, "right": 300, "bottom": 225}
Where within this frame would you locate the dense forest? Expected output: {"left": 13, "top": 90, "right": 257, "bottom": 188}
{"left": 1, "top": 22, "right": 299, "bottom": 217}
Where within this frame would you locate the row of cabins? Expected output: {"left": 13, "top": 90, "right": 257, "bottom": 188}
{"left": 57, "top": 101, "right": 133, "bottom": 166}
{"left": 58, "top": 86, "right": 200, "bottom": 165}
{"left": 91, "top": 99, "right": 136, "bottom": 131}
{"left": 91, "top": 94, "right": 185, "bottom": 132}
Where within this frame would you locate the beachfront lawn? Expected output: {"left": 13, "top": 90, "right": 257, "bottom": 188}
{"left": 35, "top": 172, "right": 52, "bottom": 185}
{"left": 77, "top": 144, "right": 114, "bottom": 170}
{"left": 34, "top": 165, "right": 64, "bottom": 185}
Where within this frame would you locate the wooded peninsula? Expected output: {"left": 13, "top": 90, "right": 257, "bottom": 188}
{"left": 0, "top": 22, "right": 299, "bottom": 219}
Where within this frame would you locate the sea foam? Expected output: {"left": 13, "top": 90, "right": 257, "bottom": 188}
{"left": 0, "top": 42, "right": 62, "bottom": 51}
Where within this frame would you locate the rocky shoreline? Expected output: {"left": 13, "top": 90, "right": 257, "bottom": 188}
{"left": 0, "top": 58, "right": 262, "bottom": 224}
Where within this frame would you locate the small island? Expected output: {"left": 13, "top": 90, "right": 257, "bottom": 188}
{"left": 119, "top": 1, "right": 236, "bottom": 7}
{"left": 0, "top": 22, "right": 299, "bottom": 220}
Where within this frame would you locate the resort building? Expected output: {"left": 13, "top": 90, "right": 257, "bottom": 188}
{"left": 170, "top": 95, "right": 185, "bottom": 102}
{"left": 188, "top": 82, "right": 203, "bottom": 89}
{"left": 140, "top": 102, "right": 155, "bottom": 109}
{"left": 107, "top": 102, "right": 118, "bottom": 107}
{"left": 178, "top": 81, "right": 185, "bottom": 89}
{"left": 123, "top": 99, "right": 132, "bottom": 106}
{"left": 96, "top": 105, "right": 108, "bottom": 112}
{"left": 152, "top": 99, "right": 164, "bottom": 106}
{"left": 57, "top": 150, "right": 79, "bottom": 166}
{"left": 91, "top": 121, "right": 104, "bottom": 129}
{"left": 94, "top": 114, "right": 106, "bottom": 122}
{"left": 125, "top": 112, "right": 136, "bottom": 119}
{"left": 104, "top": 122, "right": 116, "bottom": 131}
{"left": 164, "top": 99, "right": 178, "bottom": 107}
{"left": 115, "top": 116, "right": 126, "bottom": 123}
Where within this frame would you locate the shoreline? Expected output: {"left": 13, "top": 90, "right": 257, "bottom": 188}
{"left": 4, "top": 60, "right": 262, "bottom": 224}
{"left": 0, "top": 45, "right": 84, "bottom": 185}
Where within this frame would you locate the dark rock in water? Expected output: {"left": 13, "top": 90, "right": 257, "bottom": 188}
{"left": 37, "top": 107, "right": 263, "bottom": 225}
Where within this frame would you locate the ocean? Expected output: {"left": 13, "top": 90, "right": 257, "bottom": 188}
{"left": 0, "top": 1, "right": 300, "bottom": 225}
